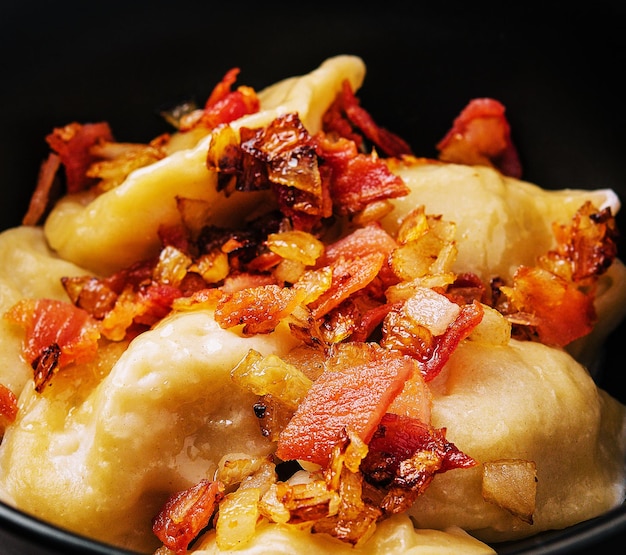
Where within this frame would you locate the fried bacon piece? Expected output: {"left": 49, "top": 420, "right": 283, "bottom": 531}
{"left": 152, "top": 479, "right": 225, "bottom": 555}
{"left": 22, "top": 152, "right": 61, "bottom": 226}
{"left": 208, "top": 110, "right": 411, "bottom": 229}
{"left": 540, "top": 201, "right": 618, "bottom": 283}
{"left": 361, "top": 413, "right": 477, "bottom": 515}
{"left": 314, "top": 134, "right": 410, "bottom": 216}
{"left": 45, "top": 121, "right": 115, "bottom": 193}
{"left": 322, "top": 79, "right": 413, "bottom": 158}
{"left": 500, "top": 202, "right": 618, "bottom": 346}
{"left": 309, "top": 253, "right": 386, "bottom": 320}
{"left": 22, "top": 122, "right": 114, "bottom": 224}
{"left": 502, "top": 266, "right": 596, "bottom": 346}
{"left": 437, "top": 98, "right": 522, "bottom": 178}
{"left": 382, "top": 293, "right": 484, "bottom": 382}
{"left": 61, "top": 258, "right": 184, "bottom": 342}
{"left": 214, "top": 284, "right": 300, "bottom": 335}
{"left": 180, "top": 68, "right": 260, "bottom": 132}
{"left": 0, "top": 384, "right": 18, "bottom": 430}
{"left": 275, "top": 342, "right": 417, "bottom": 466}
{"left": 4, "top": 299, "right": 101, "bottom": 391}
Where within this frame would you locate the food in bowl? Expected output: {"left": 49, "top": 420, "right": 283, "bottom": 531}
{"left": 0, "top": 55, "right": 624, "bottom": 554}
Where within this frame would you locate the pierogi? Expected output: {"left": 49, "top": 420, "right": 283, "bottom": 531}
{"left": 0, "top": 55, "right": 625, "bottom": 555}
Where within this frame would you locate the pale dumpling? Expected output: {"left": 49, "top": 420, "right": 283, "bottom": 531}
{"left": 407, "top": 337, "right": 626, "bottom": 542}
{"left": 0, "top": 310, "right": 299, "bottom": 552}
{"left": 382, "top": 159, "right": 620, "bottom": 283}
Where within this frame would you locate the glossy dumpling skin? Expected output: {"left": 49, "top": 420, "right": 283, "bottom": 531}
{"left": 407, "top": 337, "right": 626, "bottom": 543}
{"left": 0, "top": 309, "right": 299, "bottom": 552}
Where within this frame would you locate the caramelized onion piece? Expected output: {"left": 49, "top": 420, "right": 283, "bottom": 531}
{"left": 482, "top": 459, "right": 537, "bottom": 524}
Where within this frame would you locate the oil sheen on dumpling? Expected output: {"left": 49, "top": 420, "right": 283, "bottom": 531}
{"left": 0, "top": 310, "right": 299, "bottom": 552}
{"left": 43, "top": 55, "right": 366, "bottom": 276}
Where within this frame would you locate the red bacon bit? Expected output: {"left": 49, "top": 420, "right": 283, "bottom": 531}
{"left": 506, "top": 266, "right": 596, "bottom": 347}
{"left": 219, "top": 272, "right": 277, "bottom": 294}
{"left": 22, "top": 153, "right": 62, "bottom": 226}
{"left": 276, "top": 343, "right": 416, "bottom": 466}
{"left": 214, "top": 283, "right": 299, "bottom": 334}
{"left": 45, "top": 121, "right": 114, "bottom": 193}
{"left": 500, "top": 202, "right": 616, "bottom": 346}
{"left": 323, "top": 79, "right": 413, "bottom": 157}
{"left": 4, "top": 299, "right": 101, "bottom": 391}
{"left": 318, "top": 223, "right": 398, "bottom": 267}
{"left": 436, "top": 98, "right": 522, "bottom": 178}
{"left": 383, "top": 300, "right": 484, "bottom": 382}
{"left": 542, "top": 201, "right": 618, "bottom": 283}
{"left": 132, "top": 283, "right": 183, "bottom": 326}
{"left": 309, "top": 253, "right": 386, "bottom": 320}
{"left": 317, "top": 222, "right": 399, "bottom": 288}
{"left": 349, "top": 301, "right": 399, "bottom": 343}
{"left": 315, "top": 134, "right": 410, "bottom": 216}
{"left": 152, "top": 479, "right": 225, "bottom": 555}
{"left": 205, "top": 67, "right": 241, "bottom": 108}
{"left": 181, "top": 68, "right": 260, "bottom": 132}
{"left": 0, "top": 384, "right": 18, "bottom": 427}
{"left": 361, "top": 413, "right": 476, "bottom": 515}
{"left": 415, "top": 301, "right": 483, "bottom": 381}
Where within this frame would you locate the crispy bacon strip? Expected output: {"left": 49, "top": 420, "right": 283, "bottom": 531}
{"left": 315, "top": 134, "right": 410, "bottom": 216}
{"left": 504, "top": 266, "right": 596, "bottom": 346}
{"left": 541, "top": 201, "right": 618, "bottom": 283}
{"left": 22, "top": 153, "right": 61, "bottom": 226}
{"left": 4, "top": 299, "right": 101, "bottom": 391}
{"left": 437, "top": 98, "right": 522, "bottom": 178}
{"left": 181, "top": 68, "right": 260, "bottom": 131}
{"left": 362, "top": 413, "right": 476, "bottom": 515}
{"left": 152, "top": 479, "right": 225, "bottom": 555}
{"left": 276, "top": 343, "right": 416, "bottom": 466}
{"left": 323, "top": 79, "right": 413, "bottom": 157}
{"left": 501, "top": 202, "right": 617, "bottom": 346}
{"left": 0, "top": 384, "right": 18, "bottom": 426}
{"left": 382, "top": 300, "right": 484, "bottom": 382}
{"left": 45, "top": 121, "right": 114, "bottom": 193}
{"left": 214, "top": 284, "right": 299, "bottom": 334}
{"left": 309, "top": 253, "right": 386, "bottom": 320}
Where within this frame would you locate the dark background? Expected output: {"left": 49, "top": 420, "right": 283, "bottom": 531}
{"left": 0, "top": 1, "right": 625, "bottom": 554}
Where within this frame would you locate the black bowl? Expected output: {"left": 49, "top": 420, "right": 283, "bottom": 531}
{"left": 1, "top": 2, "right": 625, "bottom": 553}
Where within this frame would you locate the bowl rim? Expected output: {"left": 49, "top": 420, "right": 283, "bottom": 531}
{"left": 1, "top": 497, "right": 625, "bottom": 554}
{"left": 0, "top": 499, "right": 141, "bottom": 554}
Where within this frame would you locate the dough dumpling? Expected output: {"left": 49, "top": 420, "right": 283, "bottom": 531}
{"left": 383, "top": 159, "right": 620, "bottom": 283}
{"left": 0, "top": 310, "right": 299, "bottom": 552}
{"left": 407, "top": 338, "right": 626, "bottom": 542}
